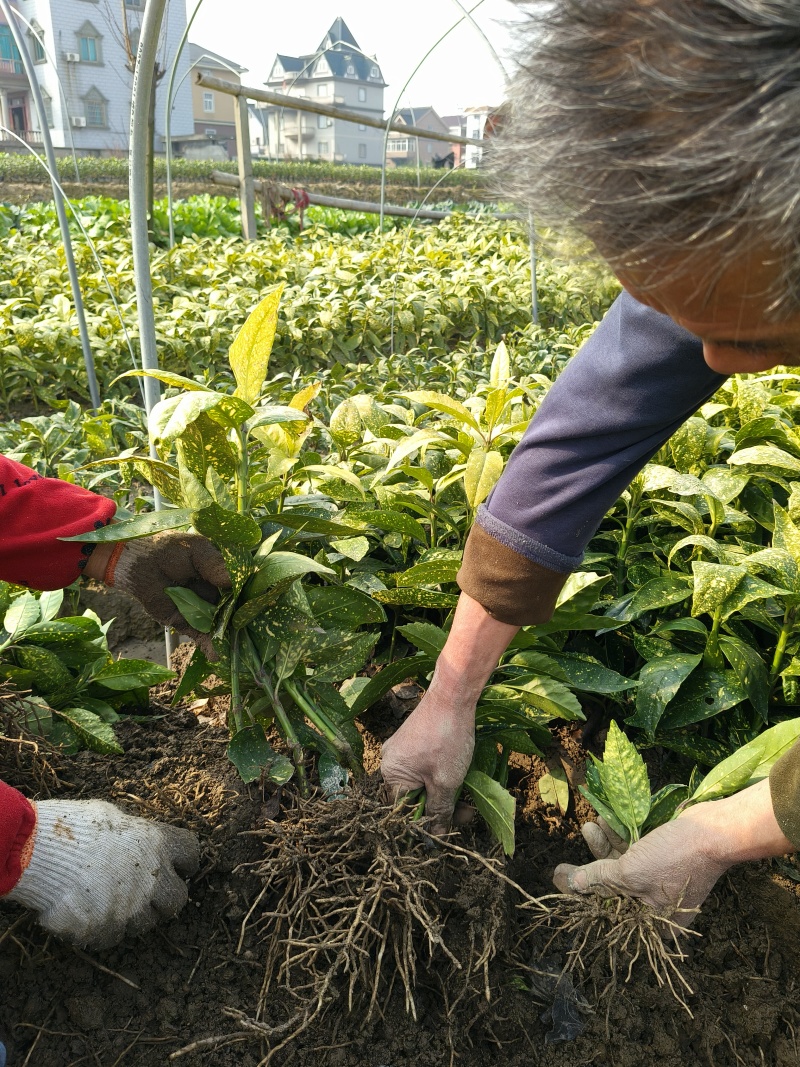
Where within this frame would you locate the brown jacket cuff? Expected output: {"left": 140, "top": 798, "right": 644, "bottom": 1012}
{"left": 770, "top": 738, "right": 800, "bottom": 850}
{"left": 456, "top": 523, "right": 569, "bottom": 627}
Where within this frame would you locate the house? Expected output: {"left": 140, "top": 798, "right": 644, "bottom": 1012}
{"left": 263, "top": 16, "right": 386, "bottom": 165}
{"left": 440, "top": 114, "right": 467, "bottom": 169}
{"left": 17, "top": 0, "right": 193, "bottom": 155}
{"left": 385, "top": 107, "right": 451, "bottom": 169}
{"left": 170, "top": 43, "right": 246, "bottom": 160}
{"left": 464, "top": 104, "right": 504, "bottom": 168}
{"left": 0, "top": 7, "right": 36, "bottom": 151}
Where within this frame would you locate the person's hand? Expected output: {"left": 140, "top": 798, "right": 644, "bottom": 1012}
{"left": 553, "top": 812, "right": 732, "bottom": 923}
{"left": 99, "top": 532, "right": 231, "bottom": 658}
{"left": 381, "top": 668, "right": 477, "bottom": 834}
{"left": 5, "top": 800, "right": 200, "bottom": 949}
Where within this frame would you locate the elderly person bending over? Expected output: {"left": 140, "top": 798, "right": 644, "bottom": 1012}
{"left": 382, "top": 0, "right": 800, "bottom": 920}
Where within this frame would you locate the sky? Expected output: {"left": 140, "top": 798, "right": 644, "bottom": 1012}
{"left": 189, "top": 0, "right": 521, "bottom": 117}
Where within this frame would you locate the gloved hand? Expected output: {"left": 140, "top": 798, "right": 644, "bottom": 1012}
{"left": 381, "top": 665, "right": 477, "bottom": 834}
{"left": 105, "top": 532, "right": 230, "bottom": 658}
{"left": 552, "top": 812, "right": 731, "bottom": 923}
{"left": 6, "top": 799, "right": 200, "bottom": 948}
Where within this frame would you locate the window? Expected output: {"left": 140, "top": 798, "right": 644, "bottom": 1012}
{"left": 318, "top": 141, "right": 328, "bottom": 155}
{"left": 205, "top": 128, "right": 217, "bottom": 137}
{"left": 29, "top": 23, "right": 45, "bottom": 64}
{"left": 77, "top": 22, "right": 102, "bottom": 64}
{"left": 0, "top": 26, "right": 22, "bottom": 73}
{"left": 316, "top": 83, "right": 328, "bottom": 97}
{"left": 370, "top": 65, "right": 379, "bottom": 78}
{"left": 125, "top": 0, "right": 143, "bottom": 6}
{"left": 203, "top": 91, "right": 214, "bottom": 113}
{"left": 346, "top": 63, "right": 355, "bottom": 76}
{"left": 358, "top": 123, "right": 366, "bottom": 131}
{"left": 317, "top": 114, "right": 330, "bottom": 129}
{"left": 388, "top": 139, "right": 408, "bottom": 152}
{"left": 358, "top": 143, "right": 366, "bottom": 159}
{"left": 83, "top": 87, "right": 108, "bottom": 127}
{"left": 358, "top": 87, "right": 366, "bottom": 103}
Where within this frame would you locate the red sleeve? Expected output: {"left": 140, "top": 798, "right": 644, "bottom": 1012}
{"left": 0, "top": 780, "right": 35, "bottom": 895}
{"left": 0, "top": 456, "right": 116, "bottom": 590}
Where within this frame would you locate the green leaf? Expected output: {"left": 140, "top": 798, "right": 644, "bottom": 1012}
{"left": 347, "top": 655, "right": 434, "bottom": 716}
{"left": 373, "top": 588, "right": 460, "bottom": 608}
{"left": 305, "top": 586, "right": 386, "bottom": 628}
{"left": 515, "top": 675, "right": 585, "bottom": 722}
{"left": 642, "top": 784, "right": 689, "bottom": 832}
{"left": 719, "top": 635, "right": 770, "bottom": 723}
{"left": 397, "top": 622, "right": 448, "bottom": 657}
{"left": 312, "top": 631, "right": 378, "bottom": 683}
{"left": 403, "top": 390, "right": 482, "bottom": 433}
{"left": 746, "top": 716, "right": 800, "bottom": 782}
{"left": 227, "top": 724, "right": 294, "bottom": 785}
{"left": 463, "top": 448, "right": 504, "bottom": 508}
{"left": 22, "top": 618, "right": 103, "bottom": 646}
{"left": 60, "top": 508, "right": 194, "bottom": 542}
{"left": 691, "top": 562, "right": 747, "bottom": 616}
{"left": 539, "top": 764, "right": 569, "bottom": 813}
{"left": 229, "top": 285, "right": 284, "bottom": 406}
{"left": 93, "top": 659, "right": 174, "bottom": 691}
{"left": 302, "top": 463, "right": 365, "bottom": 497}
{"left": 659, "top": 668, "right": 745, "bottom": 730}
{"left": 16, "top": 645, "right": 73, "bottom": 693}
{"left": 172, "top": 646, "right": 213, "bottom": 704}
{"left": 597, "top": 721, "right": 651, "bottom": 842}
{"left": 615, "top": 576, "right": 693, "bottom": 621}
{"left": 627, "top": 653, "right": 702, "bottom": 736}
{"left": 165, "top": 587, "right": 216, "bottom": 634}
{"left": 689, "top": 746, "right": 764, "bottom": 806}
{"left": 245, "top": 552, "right": 336, "bottom": 600}
{"left": 150, "top": 391, "right": 249, "bottom": 450}
{"left": 193, "top": 503, "right": 261, "bottom": 548}
{"left": 701, "top": 468, "right": 750, "bottom": 504}
{"left": 772, "top": 504, "right": 800, "bottom": 565}
{"left": 330, "top": 536, "right": 370, "bottom": 561}
{"left": 3, "top": 593, "right": 41, "bottom": 641}
{"left": 112, "top": 368, "right": 212, "bottom": 392}
{"left": 554, "top": 571, "right": 611, "bottom": 615}
{"left": 396, "top": 557, "right": 460, "bottom": 587}
{"left": 579, "top": 783, "right": 630, "bottom": 844}
{"left": 541, "top": 652, "right": 637, "bottom": 695}
{"left": 346, "top": 508, "right": 427, "bottom": 543}
{"left": 329, "top": 399, "right": 363, "bottom": 448}
{"left": 719, "top": 573, "right": 790, "bottom": 620}
{"left": 266, "top": 511, "right": 366, "bottom": 538}
{"left": 55, "top": 707, "right": 122, "bottom": 755}
{"left": 38, "top": 590, "right": 64, "bottom": 623}
{"left": 489, "top": 339, "right": 511, "bottom": 388}
{"left": 245, "top": 404, "right": 308, "bottom": 434}
{"left": 463, "top": 768, "right": 516, "bottom": 855}
{"left": 728, "top": 444, "right": 800, "bottom": 476}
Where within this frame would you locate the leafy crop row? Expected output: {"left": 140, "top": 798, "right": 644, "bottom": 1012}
{"left": 0, "top": 152, "right": 490, "bottom": 189}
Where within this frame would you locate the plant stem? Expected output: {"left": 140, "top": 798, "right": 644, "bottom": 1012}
{"left": 283, "top": 676, "right": 361, "bottom": 776}
{"left": 703, "top": 607, "right": 724, "bottom": 669}
{"left": 229, "top": 631, "right": 245, "bottom": 734}
{"left": 770, "top": 606, "right": 796, "bottom": 683}
{"left": 261, "top": 676, "right": 309, "bottom": 797}
{"left": 236, "top": 427, "right": 248, "bottom": 515}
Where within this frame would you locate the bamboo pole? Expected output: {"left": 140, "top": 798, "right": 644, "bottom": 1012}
{"left": 209, "top": 170, "right": 518, "bottom": 222}
{"left": 196, "top": 72, "right": 484, "bottom": 148}
{"left": 234, "top": 96, "right": 257, "bottom": 240}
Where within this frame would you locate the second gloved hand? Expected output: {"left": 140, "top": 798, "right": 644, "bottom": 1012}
{"left": 106, "top": 532, "right": 230, "bottom": 659}
{"left": 6, "top": 800, "right": 200, "bottom": 949}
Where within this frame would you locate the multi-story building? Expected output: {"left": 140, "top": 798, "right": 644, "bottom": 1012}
{"left": 264, "top": 16, "right": 385, "bottom": 165}
{"left": 16, "top": 0, "right": 193, "bottom": 155}
{"left": 170, "top": 42, "right": 246, "bottom": 160}
{"left": 0, "top": 5, "right": 36, "bottom": 150}
{"left": 385, "top": 106, "right": 451, "bottom": 169}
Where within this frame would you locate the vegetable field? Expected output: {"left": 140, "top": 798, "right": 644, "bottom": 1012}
{"left": 1, "top": 196, "right": 799, "bottom": 1067}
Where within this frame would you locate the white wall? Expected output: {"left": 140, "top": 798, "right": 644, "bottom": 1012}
{"left": 26, "top": 0, "right": 193, "bottom": 153}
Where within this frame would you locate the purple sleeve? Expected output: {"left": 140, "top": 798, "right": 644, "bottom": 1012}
{"left": 477, "top": 290, "right": 727, "bottom": 571}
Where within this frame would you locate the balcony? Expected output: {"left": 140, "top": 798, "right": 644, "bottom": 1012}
{"left": 0, "top": 57, "right": 26, "bottom": 80}
{"left": 0, "top": 129, "right": 43, "bottom": 146}
{"left": 282, "top": 123, "right": 314, "bottom": 141}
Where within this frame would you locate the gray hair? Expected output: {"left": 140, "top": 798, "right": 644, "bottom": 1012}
{"left": 495, "top": 0, "right": 800, "bottom": 313}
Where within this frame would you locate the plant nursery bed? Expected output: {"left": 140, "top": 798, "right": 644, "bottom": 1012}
{"left": 1, "top": 682, "right": 799, "bottom": 1067}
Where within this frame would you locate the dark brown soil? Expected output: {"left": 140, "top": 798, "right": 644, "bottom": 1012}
{"left": 1, "top": 683, "right": 799, "bottom": 1067}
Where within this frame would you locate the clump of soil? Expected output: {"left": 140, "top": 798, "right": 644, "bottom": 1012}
{"left": 1, "top": 695, "right": 800, "bottom": 1066}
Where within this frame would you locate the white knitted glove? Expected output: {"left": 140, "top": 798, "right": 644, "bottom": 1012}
{"left": 6, "top": 800, "right": 199, "bottom": 948}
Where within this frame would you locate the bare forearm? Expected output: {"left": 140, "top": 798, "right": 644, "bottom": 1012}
{"left": 697, "top": 778, "right": 794, "bottom": 866}
{"left": 431, "top": 592, "right": 519, "bottom": 704}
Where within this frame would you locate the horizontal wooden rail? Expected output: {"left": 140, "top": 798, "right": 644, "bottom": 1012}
{"left": 210, "top": 169, "right": 517, "bottom": 222}
{"left": 196, "top": 72, "right": 484, "bottom": 148}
